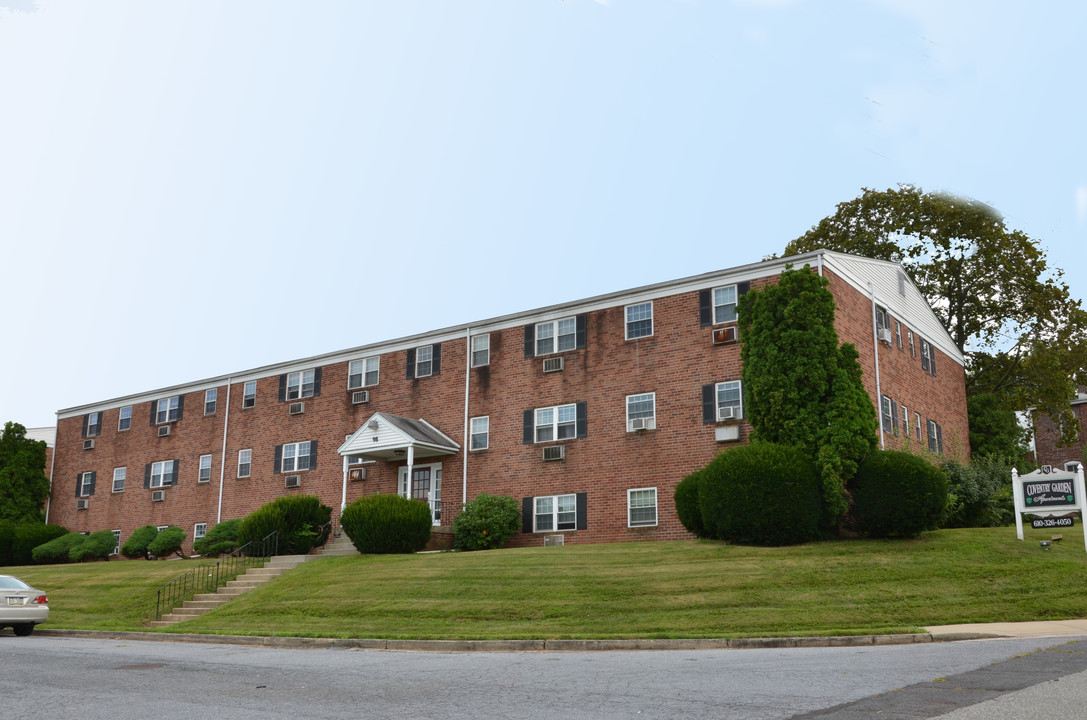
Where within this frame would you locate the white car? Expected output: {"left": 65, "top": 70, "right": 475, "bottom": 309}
{"left": 0, "top": 575, "right": 49, "bottom": 636}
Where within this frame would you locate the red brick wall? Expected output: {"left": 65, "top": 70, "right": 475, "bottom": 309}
{"left": 1033, "top": 402, "right": 1087, "bottom": 470}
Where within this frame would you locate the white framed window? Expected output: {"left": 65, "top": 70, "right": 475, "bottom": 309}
{"left": 194, "top": 523, "right": 207, "bottom": 541}
{"left": 535, "top": 404, "right": 578, "bottom": 443}
{"left": 155, "top": 396, "right": 180, "bottom": 424}
{"left": 625, "top": 302, "right": 653, "bottom": 340}
{"left": 470, "top": 416, "right": 489, "bottom": 451}
{"left": 880, "top": 395, "right": 894, "bottom": 434}
{"left": 237, "top": 449, "right": 251, "bottom": 479}
{"left": 915, "top": 412, "right": 922, "bottom": 441}
{"left": 118, "top": 405, "right": 132, "bottom": 431}
{"left": 626, "top": 392, "right": 656, "bottom": 431}
{"left": 242, "top": 381, "right": 257, "bottom": 409}
{"left": 534, "top": 494, "right": 577, "bottom": 532}
{"left": 908, "top": 330, "right": 915, "bottom": 357}
{"left": 901, "top": 405, "right": 910, "bottom": 439}
{"left": 112, "top": 467, "right": 126, "bottom": 493}
{"left": 286, "top": 369, "right": 316, "bottom": 400}
{"left": 712, "top": 285, "right": 738, "bottom": 324}
{"left": 84, "top": 412, "right": 101, "bottom": 437}
{"left": 535, "top": 317, "right": 577, "bottom": 355}
{"left": 111, "top": 530, "right": 121, "bottom": 555}
{"left": 471, "top": 334, "right": 490, "bottom": 368}
{"left": 628, "top": 487, "right": 658, "bottom": 528}
{"left": 150, "top": 460, "right": 175, "bottom": 489}
{"left": 875, "top": 306, "right": 890, "bottom": 337}
{"left": 80, "top": 471, "right": 94, "bottom": 497}
{"left": 198, "top": 454, "right": 212, "bottom": 483}
{"left": 414, "top": 345, "right": 433, "bottom": 378}
{"left": 716, "top": 381, "right": 744, "bottom": 420}
{"left": 157, "top": 525, "right": 169, "bottom": 532}
{"left": 281, "top": 441, "right": 312, "bottom": 472}
{"left": 348, "top": 357, "right": 379, "bottom": 389}
{"left": 920, "top": 338, "right": 937, "bottom": 376}
{"left": 895, "top": 320, "right": 902, "bottom": 348}
{"left": 204, "top": 388, "right": 217, "bottom": 415}
{"left": 927, "top": 420, "right": 943, "bottom": 454}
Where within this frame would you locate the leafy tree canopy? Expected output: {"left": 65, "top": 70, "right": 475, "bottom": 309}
{"left": 0, "top": 422, "right": 50, "bottom": 523}
{"left": 784, "top": 185, "right": 1087, "bottom": 445}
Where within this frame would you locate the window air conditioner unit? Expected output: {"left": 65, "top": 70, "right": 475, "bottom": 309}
{"left": 712, "top": 326, "right": 737, "bottom": 345}
{"left": 349, "top": 467, "right": 366, "bottom": 481}
{"left": 76, "top": 499, "right": 88, "bottom": 510}
{"left": 289, "top": 402, "right": 305, "bottom": 415}
{"left": 151, "top": 490, "right": 165, "bottom": 502}
{"left": 627, "top": 417, "right": 656, "bottom": 432}
{"left": 542, "top": 445, "right": 565, "bottom": 461}
{"left": 83, "top": 439, "right": 95, "bottom": 450}
{"left": 717, "top": 406, "right": 736, "bottom": 422}
{"left": 877, "top": 327, "right": 893, "bottom": 343}
{"left": 157, "top": 425, "right": 171, "bottom": 437}
{"left": 542, "top": 356, "right": 564, "bottom": 373}
{"left": 285, "top": 474, "right": 302, "bottom": 488}
{"left": 544, "top": 534, "right": 565, "bottom": 546}
{"left": 351, "top": 390, "right": 370, "bottom": 405}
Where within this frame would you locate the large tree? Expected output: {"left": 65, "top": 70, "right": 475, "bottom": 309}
{"left": 0, "top": 422, "right": 50, "bottom": 523}
{"left": 784, "top": 185, "right": 1087, "bottom": 446}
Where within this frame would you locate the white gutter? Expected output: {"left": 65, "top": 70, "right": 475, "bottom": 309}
{"left": 869, "top": 282, "right": 885, "bottom": 450}
{"left": 341, "top": 452, "right": 348, "bottom": 513}
{"left": 216, "top": 380, "right": 232, "bottom": 524}
{"left": 462, "top": 327, "right": 471, "bottom": 511}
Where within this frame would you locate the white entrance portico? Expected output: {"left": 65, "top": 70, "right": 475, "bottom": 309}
{"left": 337, "top": 413, "right": 461, "bottom": 524}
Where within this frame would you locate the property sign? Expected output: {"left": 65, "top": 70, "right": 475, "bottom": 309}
{"left": 1031, "top": 517, "right": 1075, "bottom": 529}
{"left": 1013, "top": 465, "right": 1087, "bottom": 551}
{"left": 1022, "top": 479, "right": 1076, "bottom": 508}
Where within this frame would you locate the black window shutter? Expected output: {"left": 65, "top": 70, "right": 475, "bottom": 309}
{"left": 406, "top": 348, "right": 416, "bottom": 379}
{"left": 144, "top": 464, "right": 152, "bottom": 489}
{"left": 81, "top": 415, "right": 89, "bottom": 438}
{"left": 432, "top": 344, "right": 442, "bottom": 375}
{"left": 522, "top": 497, "right": 534, "bottom": 534}
{"left": 150, "top": 401, "right": 157, "bottom": 426}
{"left": 523, "top": 325, "right": 535, "bottom": 358}
{"left": 936, "top": 424, "right": 944, "bottom": 453}
{"left": 891, "top": 400, "right": 899, "bottom": 434}
{"left": 75, "top": 473, "right": 82, "bottom": 497}
{"left": 523, "top": 410, "right": 534, "bottom": 444}
{"left": 88, "top": 471, "right": 96, "bottom": 496}
{"left": 274, "top": 445, "right": 283, "bottom": 474}
{"left": 175, "top": 395, "right": 184, "bottom": 422}
{"left": 312, "top": 367, "right": 322, "bottom": 396}
{"left": 278, "top": 374, "right": 287, "bottom": 402}
{"left": 310, "top": 440, "right": 317, "bottom": 470}
{"left": 575, "top": 493, "right": 587, "bottom": 530}
{"left": 169, "top": 460, "right": 179, "bottom": 486}
{"left": 921, "top": 340, "right": 930, "bottom": 372}
{"left": 930, "top": 348, "right": 937, "bottom": 377}
{"left": 702, "top": 384, "right": 715, "bottom": 423}
{"left": 699, "top": 289, "right": 712, "bottom": 327}
{"left": 576, "top": 401, "right": 587, "bottom": 438}
{"left": 575, "top": 314, "right": 587, "bottom": 350}
{"left": 737, "top": 280, "right": 751, "bottom": 296}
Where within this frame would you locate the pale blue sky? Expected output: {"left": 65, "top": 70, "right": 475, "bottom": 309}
{"left": 2, "top": 0, "right": 1085, "bottom": 429}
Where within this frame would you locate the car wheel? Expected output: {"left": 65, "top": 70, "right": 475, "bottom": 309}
{"left": 12, "top": 624, "right": 34, "bottom": 637}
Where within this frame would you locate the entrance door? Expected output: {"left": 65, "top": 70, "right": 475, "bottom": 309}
{"left": 397, "top": 464, "right": 442, "bottom": 526}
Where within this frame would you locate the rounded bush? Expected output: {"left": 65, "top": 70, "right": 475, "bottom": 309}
{"left": 11, "top": 523, "right": 67, "bottom": 566}
{"left": 193, "top": 518, "right": 242, "bottom": 557}
{"left": 453, "top": 494, "right": 520, "bottom": 551}
{"left": 121, "top": 525, "right": 159, "bottom": 560}
{"left": 674, "top": 470, "right": 709, "bottom": 538}
{"left": 341, "top": 493, "right": 432, "bottom": 554}
{"left": 32, "top": 532, "right": 84, "bottom": 564}
{"left": 848, "top": 450, "right": 948, "bottom": 538}
{"left": 698, "top": 442, "right": 822, "bottom": 546}
{"left": 147, "top": 526, "right": 187, "bottom": 558}
{"left": 237, "top": 495, "right": 332, "bottom": 555}
{"left": 70, "top": 530, "right": 117, "bottom": 562}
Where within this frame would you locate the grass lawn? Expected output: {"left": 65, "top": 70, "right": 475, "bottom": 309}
{"left": 5, "top": 527, "right": 1087, "bottom": 639}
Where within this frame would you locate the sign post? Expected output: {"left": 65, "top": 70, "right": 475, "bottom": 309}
{"left": 1013, "top": 465, "right": 1087, "bottom": 551}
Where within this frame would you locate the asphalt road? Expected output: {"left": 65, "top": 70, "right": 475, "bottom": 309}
{"left": 3, "top": 634, "right": 1083, "bottom": 719}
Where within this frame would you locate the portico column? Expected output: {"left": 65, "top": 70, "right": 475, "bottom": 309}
{"left": 405, "top": 444, "right": 415, "bottom": 499}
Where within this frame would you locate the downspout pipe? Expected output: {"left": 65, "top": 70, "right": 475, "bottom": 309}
{"left": 463, "top": 327, "right": 471, "bottom": 512}
{"left": 216, "top": 379, "right": 232, "bottom": 524}
{"left": 869, "top": 282, "right": 885, "bottom": 450}
{"left": 45, "top": 415, "right": 57, "bottom": 524}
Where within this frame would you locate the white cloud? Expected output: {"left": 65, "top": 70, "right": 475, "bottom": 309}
{"left": 1077, "top": 186, "right": 1087, "bottom": 225}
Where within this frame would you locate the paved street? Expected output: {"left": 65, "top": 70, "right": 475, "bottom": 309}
{"left": 3, "top": 634, "right": 1082, "bottom": 719}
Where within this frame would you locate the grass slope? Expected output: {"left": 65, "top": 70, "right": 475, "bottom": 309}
{"left": 5, "top": 528, "right": 1086, "bottom": 639}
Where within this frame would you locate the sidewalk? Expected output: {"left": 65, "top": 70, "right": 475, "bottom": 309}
{"left": 926, "top": 619, "right": 1087, "bottom": 639}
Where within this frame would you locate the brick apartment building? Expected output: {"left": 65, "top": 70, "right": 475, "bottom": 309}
{"left": 47, "top": 250, "right": 969, "bottom": 553}
{"left": 1031, "top": 388, "right": 1087, "bottom": 472}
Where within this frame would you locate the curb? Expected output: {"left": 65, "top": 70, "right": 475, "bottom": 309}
{"left": 29, "top": 628, "right": 1007, "bottom": 652}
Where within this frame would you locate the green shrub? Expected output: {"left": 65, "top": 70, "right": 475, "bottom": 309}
{"left": 698, "top": 442, "right": 822, "bottom": 546}
{"left": 674, "top": 470, "right": 709, "bottom": 538}
{"left": 237, "top": 495, "right": 332, "bottom": 555}
{"left": 848, "top": 450, "right": 948, "bottom": 538}
{"left": 69, "top": 530, "right": 117, "bottom": 562}
{"left": 942, "top": 457, "right": 1015, "bottom": 528}
{"left": 237, "top": 504, "right": 288, "bottom": 552}
{"left": 11, "top": 523, "right": 67, "bottom": 565}
{"left": 147, "top": 526, "right": 187, "bottom": 558}
{"left": 341, "top": 493, "right": 432, "bottom": 554}
{"left": 193, "top": 518, "right": 242, "bottom": 557}
{"left": 453, "top": 494, "right": 520, "bottom": 551}
{"left": 121, "top": 525, "right": 160, "bottom": 560}
{"left": 32, "top": 532, "right": 85, "bottom": 564}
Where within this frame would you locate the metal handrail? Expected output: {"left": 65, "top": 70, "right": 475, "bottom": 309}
{"left": 153, "top": 531, "right": 279, "bottom": 621}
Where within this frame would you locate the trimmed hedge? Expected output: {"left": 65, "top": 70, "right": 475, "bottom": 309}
{"left": 452, "top": 494, "right": 520, "bottom": 551}
{"left": 674, "top": 470, "right": 708, "bottom": 538}
{"left": 341, "top": 493, "right": 432, "bottom": 554}
{"left": 193, "top": 518, "right": 242, "bottom": 557}
{"left": 148, "top": 526, "right": 187, "bottom": 558}
{"left": 121, "top": 525, "right": 160, "bottom": 560}
{"left": 848, "top": 450, "right": 948, "bottom": 538}
{"left": 698, "top": 442, "right": 822, "bottom": 546}
{"left": 70, "top": 530, "right": 117, "bottom": 562}
{"left": 237, "top": 495, "right": 332, "bottom": 555}
{"left": 32, "top": 532, "right": 85, "bottom": 564}
{"left": 10, "top": 523, "right": 67, "bottom": 566}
